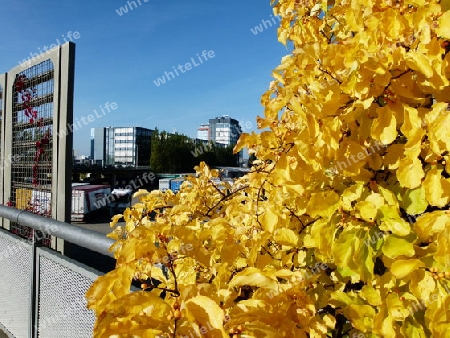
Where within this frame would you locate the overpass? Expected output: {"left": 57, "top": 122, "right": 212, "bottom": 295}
{"left": 71, "top": 165, "right": 156, "bottom": 188}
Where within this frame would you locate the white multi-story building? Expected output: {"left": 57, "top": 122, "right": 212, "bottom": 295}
{"left": 197, "top": 123, "right": 210, "bottom": 141}
{"left": 197, "top": 115, "right": 242, "bottom": 147}
{"left": 91, "top": 127, "right": 152, "bottom": 167}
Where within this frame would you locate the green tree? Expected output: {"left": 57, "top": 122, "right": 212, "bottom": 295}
{"left": 195, "top": 143, "right": 240, "bottom": 167}
{"left": 152, "top": 130, "right": 241, "bottom": 173}
{"left": 151, "top": 129, "right": 197, "bottom": 173}
{"left": 214, "top": 144, "right": 240, "bottom": 166}
{"left": 149, "top": 128, "right": 164, "bottom": 173}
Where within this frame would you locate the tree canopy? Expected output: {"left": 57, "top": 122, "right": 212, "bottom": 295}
{"left": 87, "top": 0, "right": 450, "bottom": 337}
{"left": 150, "top": 129, "right": 239, "bottom": 173}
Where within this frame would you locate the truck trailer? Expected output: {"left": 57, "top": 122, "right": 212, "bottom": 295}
{"left": 71, "top": 184, "right": 111, "bottom": 222}
{"left": 158, "top": 178, "right": 172, "bottom": 192}
{"left": 169, "top": 178, "right": 185, "bottom": 193}
{"left": 108, "top": 188, "right": 133, "bottom": 216}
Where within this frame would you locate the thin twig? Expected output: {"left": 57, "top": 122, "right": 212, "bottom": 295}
{"left": 298, "top": 217, "right": 320, "bottom": 235}
{"left": 285, "top": 206, "right": 305, "bottom": 228}
{"left": 319, "top": 68, "right": 342, "bottom": 84}
{"left": 205, "top": 185, "right": 249, "bottom": 216}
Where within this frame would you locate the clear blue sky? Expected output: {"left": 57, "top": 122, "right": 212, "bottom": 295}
{"left": 0, "top": 0, "right": 288, "bottom": 156}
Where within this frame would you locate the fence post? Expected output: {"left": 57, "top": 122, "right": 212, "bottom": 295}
{"left": 30, "top": 229, "right": 45, "bottom": 338}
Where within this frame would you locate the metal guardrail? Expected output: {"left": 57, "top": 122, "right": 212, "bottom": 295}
{"left": 0, "top": 205, "right": 116, "bottom": 338}
{"left": 0, "top": 205, "right": 114, "bottom": 257}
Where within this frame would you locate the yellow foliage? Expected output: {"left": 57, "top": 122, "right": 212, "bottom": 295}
{"left": 87, "top": 0, "right": 450, "bottom": 336}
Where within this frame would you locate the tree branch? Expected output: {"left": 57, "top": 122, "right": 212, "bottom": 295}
{"left": 205, "top": 185, "right": 249, "bottom": 217}
{"left": 298, "top": 217, "right": 320, "bottom": 235}
{"left": 319, "top": 67, "right": 342, "bottom": 85}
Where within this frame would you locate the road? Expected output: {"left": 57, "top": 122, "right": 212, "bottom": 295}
{"left": 67, "top": 199, "right": 142, "bottom": 273}
{"left": 71, "top": 196, "right": 141, "bottom": 235}
{"left": 73, "top": 219, "right": 116, "bottom": 235}
{"left": 68, "top": 196, "right": 149, "bottom": 273}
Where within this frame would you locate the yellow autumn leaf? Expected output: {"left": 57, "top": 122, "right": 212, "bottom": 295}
{"left": 371, "top": 105, "right": 398, "bottom": 145}
{"left": 435, "top": 226, "right": 450, "bottom": 268}
{"left": 382, "top": 234, "right": 415, "bottom": 259}
{"left": 423, "top": 166, "right": 449, "bottom": 207}
{"left": 413, "top": 211, "right": 449, "bottom": 243}
{"left": 385, "top": 220, "right": 412, "bottom": 239}
{"left": 408, "top": 269, "right": 436, "bottom": 303}
{"left": 306, "top": 190, "right": 340, "bottom": 218}
{"left": 95, "top": 291, "right": 172, "bottom": 338}
{"left": 406, "top": 51, "right": 434, "bottom": 78}
{"left": 86, "top": 265, "right": 134, "bottom": 315}
{"left": 360, "top": 286, "right": 382, "bottom": 306}
{"left": 261, "top": 207, "right": 279, "bottom": 233}
{"left": 133, "top": 189, "right": 150, "bottom": 198}
{"left": 342, "top": 182, "right": 365, "bottom": 211}
{"left": 184, "top": 296, "right": 228, "bottom": 338}
{"left": 390, "top": 259, "right": 425, "bottom": 279}
{"left": 238, "top": 323, "right": 284, "bottom": 338}
{"left": 401, "top": 186, "right": 429, "bottom": 215}
{"left": 274, "top": 228, "right": 298, "bottom": 247}
{"left": 110, "top": 214, "right": 123, "bottom": 228}
{"left": 425, "top": 295, "right": 450, "bottom": 336}
{"left": 175, "top": 257, "right": 198, "bottom": 285}
{"left": 386, "top": 293, "right": 410, "bottom": 321}
{"left": 372, "top": 307, "right": 397, "bottom": 337}
{"left": 355, "top": 200, "right": 377, "bottom": 222}
{"left": 428, "top": 106, "right": 450, "bottom": 155}
{"left": 234, "top": 132, "right": 252, "bottom": 153}
{"left": 229, "top": 268, "right": 278, "bottom": 289}
{"left": 397, "top": 157, "right": 425, "bottom": 189}
{"left": 342, "top": 304, "right": 376, "bottom": 332}
{"left": 401, "top": 106, "right": 422, "bottom": 139}
{"left": 436, "top": 11, "right": 450, "bottom": 39}
{"left": 384, "top": 143, "right": 404, "bottom": 169}
{"left": 335, "top": 141, "right": 370, "bottom": 175}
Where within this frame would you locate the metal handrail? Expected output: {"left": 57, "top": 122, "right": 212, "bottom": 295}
{"left": 0, "top": 205, "right": 114, "bottom": 257}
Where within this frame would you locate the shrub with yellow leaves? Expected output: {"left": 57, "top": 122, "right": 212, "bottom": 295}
{"left": 87, "top": 0, "right": 450, "bottom": 337}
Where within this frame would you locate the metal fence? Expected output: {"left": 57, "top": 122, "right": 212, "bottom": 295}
{"left": 1, "top": 42, "right": 75, "bottom": 254}
{"left": 0, "top": 205, "right": 114, "bottom": 338}
{"left": 10, "top": 60, "right": 55, "bottom": 247}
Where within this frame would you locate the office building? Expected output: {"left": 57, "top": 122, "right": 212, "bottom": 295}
{"left": 197, "top": 123, "right": 210, "bottom": 141}
{"left": 197, "top": 115, "right": 242, "bottom": 147}
{"left": 91, "top": 127, "right": 152, "bottom": 167}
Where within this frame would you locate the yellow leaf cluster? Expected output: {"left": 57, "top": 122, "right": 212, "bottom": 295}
{"left": 87, "top": 0, "right": 450, "bottom": 336}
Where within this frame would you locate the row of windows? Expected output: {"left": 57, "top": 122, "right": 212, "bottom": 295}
{"left": 115, "top": 130, "right": 152, "bottom": 137}
{"left": 115, "top": 147, "right": 135, "bottom": 151}
{"left": 115, "top": 157, "right": 133, "bottom": 162}
{"left": 215, "top": 123, "right": 230, "bottom": 129}
{"left": 115, "top": 132, "right": 134, "bottom": 136}
{"left": 138, "top": 131, "right": 152, "bottom": 137}
{"left": 114, "top": 138, "right": 151, "bottom": 142}
{"left": 115, "top": 140, "right": 134, "bottom": 144}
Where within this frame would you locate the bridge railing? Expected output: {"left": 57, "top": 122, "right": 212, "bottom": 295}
{"left": 0, "top": 205, "right": 114, "bottom": 338}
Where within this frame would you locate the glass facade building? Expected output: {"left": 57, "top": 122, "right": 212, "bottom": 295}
{"left": 91, "top": 127, "right": 152, "bottom": 167}
{"left": 208, "top": 115, "right": 242, "bottom": 146}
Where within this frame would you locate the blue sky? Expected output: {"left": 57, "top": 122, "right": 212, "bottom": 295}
{"left": 0, "top": 0, "right": 288, "bottom": 156}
